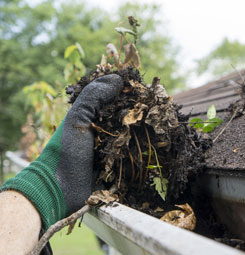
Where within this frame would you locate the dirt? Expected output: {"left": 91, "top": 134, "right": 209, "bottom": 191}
{"left": 66, "top": 66, "right": 244, "bottom": 251}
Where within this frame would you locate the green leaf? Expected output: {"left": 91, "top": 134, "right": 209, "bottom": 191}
{"left": 69, "top": 51, "right": 81, "bottom": 65}
{"left": 207, "top": 104, "right": 216, "bottom": 119}
{"left": 64, "top": 45, "right": 77, "bottom": 59}
{"left": 202, "top": 124, "right": 214, "bottom": 133}
{"left": 75, "top": 42, "right": 85, "bottom": 59}
{"left": 190, "top": 118, "right": 204, "bottom": 129}
{"left": 142, "top": 151, "right": 149, "bottom": 156}
{"left": 151, "top": 177, "right": 168, "bottom": 201}
{"left": 207, "top": 117, "right": 223, "bottom": 128}
{"left": 115, "top": 27, "right": 136, "bottom": 36}
{"left": 202, "top": 117, "right": 223, "bottom": 133}
{"left": 147, "top": 165, "right": 162, "bottom": 169}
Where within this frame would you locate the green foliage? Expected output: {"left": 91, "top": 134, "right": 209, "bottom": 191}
{"left": 115, "top": 27, "right": 136, "bottom": 36}
{"left": 148, "top": 145, "right": 168, "bottom": 201}
{"left": 0, "top": 0, "right": 186, "bottom": 153}
{"left": 190, "top": 104, "right": 223, "bottom": 133}
{"left": 196, "top": 38, "right": 245, "bottom": 77}
{"left": 64, "top": 43, "right": 86, "bottom": 83}
{"left": 22, "top": 80, "right": 69, "bottom": 159}
{"left": 151, "top": 177, "right": 168, "bottom": 201}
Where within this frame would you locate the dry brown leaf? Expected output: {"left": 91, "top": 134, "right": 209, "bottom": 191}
{"left": 142, "top": 202, "right": 150, "bottom": 209}
{"left": 102, "top": 128, "right": 131, "bottom": 178}
{"left": 122, "top": 103, "right": 148, "bottom": 126}
{"left": 145, "top": 81, "right": 179, "bottom": 134}
{"left": 145, "top": 104, "right": 179, "bottom": 134}
{"left": 106, "top": 43, "right": 119, "bottom": 60}
{"left": 100, "top": 54, "right": 107, "bottom": 66}
{"left": 154, "top": 207, "right": 164, "bottom": 213}
{"left": 129, "top": 80, "right": 146, "bottom": 92}
{"left": 87, "top": 190, "right": 119, "bottom": 206}
{"left": 123, "top": 43, "right": 141, "bottom": 69}
{"left": 96, "top": 55, "right": 113, "bottom": 77}
{"left": 160, "top": 203, "right": 196, "bottom": 231}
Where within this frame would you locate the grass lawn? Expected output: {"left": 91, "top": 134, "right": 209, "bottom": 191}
{"left": 50, "top": 224, "right": 103, "bottom": 255}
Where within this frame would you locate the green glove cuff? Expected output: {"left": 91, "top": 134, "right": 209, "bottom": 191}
{"left": 0, "top": 122, "right": 67, "bottom": 231}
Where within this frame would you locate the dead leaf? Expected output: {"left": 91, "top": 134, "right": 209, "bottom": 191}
{"left": 160, "top": 203, "right": 196, "bottom": 231}
{"left": 100, "top": 54, "right": 107, "bottom": 66}
{"left": 95, "top": 55, "right": 113, "bottom": 77}
{"left": 87, "top": 190, "right": 119, "bottom": 206}
{"left": 122, "top": 103, "right": 148, "bottom": 126}
{"left": 106, "top": 43, "right": 119, "bottom": 60}
{"left": 142, "top": 202, "right": 150, "bottom": 209}
{"left": 123, "top": 43, "right": 141, "bottom": 69}
{"left": 129, "top": 80, "right": 146, "bottom": 93}
{"left": 102, "top": 128, "right": 131, "bottom": 178}
{"left": 154, "top": 84, "right": 169, "bottom": 103}
{"left": 145, "top": 104, "right": 179, "bottom": 134}
{"left": 154, "top": 207, "right": 164, "bottom": 213}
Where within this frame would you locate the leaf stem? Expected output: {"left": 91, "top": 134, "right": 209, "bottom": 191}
{"left": 144, "top": 124, "right": 152, "bottom": 182}
{"left": 133, "top": 128, "right": 143, "bottom": 187}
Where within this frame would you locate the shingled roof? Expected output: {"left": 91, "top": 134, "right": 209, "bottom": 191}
{"left": 174, "top": 70, "right": 245, "bottom": 171}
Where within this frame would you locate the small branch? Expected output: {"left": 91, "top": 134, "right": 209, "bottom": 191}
{"left": 213, "top": 108, "right": 238, "bottom": 143}
{"left": 29, "top": 205, "right": 90, "bottom": 255}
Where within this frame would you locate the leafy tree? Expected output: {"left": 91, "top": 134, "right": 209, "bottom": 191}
{"left": 0, "top": 0, "right": 185, "bottom": 154}
{"left": 196, "top": 38, "right": 245, "bottom": 78}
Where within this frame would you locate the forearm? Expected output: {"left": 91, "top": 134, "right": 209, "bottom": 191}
{"left": 0, "top": 190, "right": 41, "bottom": 255}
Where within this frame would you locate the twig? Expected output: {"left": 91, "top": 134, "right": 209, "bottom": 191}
{"left": 128, "top": 150, "right": 135, "bottom": 183}
{"left": 91, "top": 123, "right": 119, "bottom": 137}
{"left": 118, "top": 157, "right": 123, "bottom": 189}
{"left": 231, "top": 64, "right": 245, "bottom": 85}
{"left": 133, "top": 129, "right": 143, "bottom": 187}
{"left": 213, "top": 108, "right": 238, "bottom": 143}
{"left": 144, "top": 124, "right": 152, "bottom": 183}
{"left": 29, "top": 205, "right": 90, "bottom": 255}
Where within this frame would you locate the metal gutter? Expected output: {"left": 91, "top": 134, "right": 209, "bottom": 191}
{"left": 84, "top": 203, "right": 244, "bottom": 255}
{"left": 201, "top": 169, "right": 245, "bottom": 240}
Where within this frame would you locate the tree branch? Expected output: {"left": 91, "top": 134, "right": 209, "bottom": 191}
{"left": 28, "top": 204, "right": 90, "bottom": 255}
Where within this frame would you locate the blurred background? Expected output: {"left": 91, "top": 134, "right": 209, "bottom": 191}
{"left": 1, "top": 0, "right": 245, "bottom": 253}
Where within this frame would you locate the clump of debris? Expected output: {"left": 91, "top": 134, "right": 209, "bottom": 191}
{"left": 66, "top": 65, "right": 211, "bottom": 219}
{"left": 66, "top": 16, "right": 214, "bottom": 233}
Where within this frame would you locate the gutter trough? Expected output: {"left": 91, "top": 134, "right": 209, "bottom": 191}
{"left": 201, "top": 169, "right": 245, "bottom": 241}
{"left": 84, "top": 202, "right": 244, "bottom": 255}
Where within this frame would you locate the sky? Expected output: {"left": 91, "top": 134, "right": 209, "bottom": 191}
{"left": 89, "top": 0, "right": 245, "bottom": 88}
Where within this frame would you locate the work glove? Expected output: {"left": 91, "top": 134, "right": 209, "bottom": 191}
{"left": 0, "top": 74, "right": 123, "bottom": 233}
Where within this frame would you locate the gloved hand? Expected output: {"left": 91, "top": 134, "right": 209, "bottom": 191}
{"left": 0, "top": 74, "right": 123, "bottom": 232}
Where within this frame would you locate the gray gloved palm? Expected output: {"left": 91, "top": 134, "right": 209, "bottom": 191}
{"left": 1, "top": 74, "right": 123, "bottom": 231}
